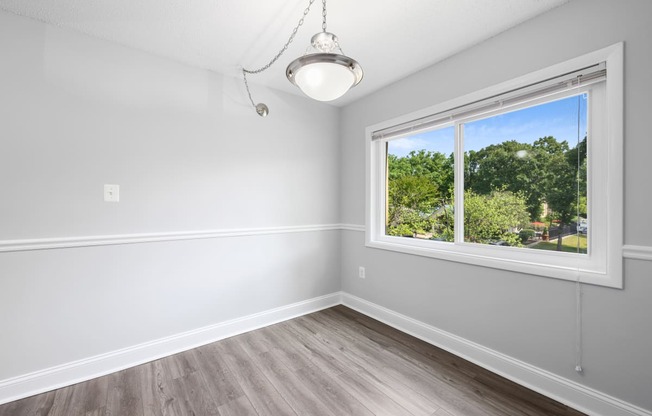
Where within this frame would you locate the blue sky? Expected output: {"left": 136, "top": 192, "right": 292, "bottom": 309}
{"left": 388, "top": 94, "right": 588, "bottom": 157}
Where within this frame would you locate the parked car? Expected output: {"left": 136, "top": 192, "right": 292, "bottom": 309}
{"left": 577, "top": 220, "right": 588, "bottom": 234}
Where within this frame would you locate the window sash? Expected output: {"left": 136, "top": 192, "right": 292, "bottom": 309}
{"left": 372, "top": 84, "right": 606, "bottom": 281}
{"left": 377, "top": 86, "right": 606, "bottom": 252}
{"left": 454, "top": 88, "right": 594, "bottom": 253}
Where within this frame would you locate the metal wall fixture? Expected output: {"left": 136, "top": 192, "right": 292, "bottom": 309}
{"left": 242, "top": 0, "right": 363, "bottom": 117}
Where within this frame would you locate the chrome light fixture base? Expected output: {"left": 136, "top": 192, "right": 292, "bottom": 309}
{"left": 286, "top": 53, "right": 363, "bottom": 88}
{"left": 286, "top": 32, "right": 363, "bottom": 102}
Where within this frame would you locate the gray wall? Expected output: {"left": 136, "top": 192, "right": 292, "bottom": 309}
{"left": 0, "top": 11, "right": 341, "bottom": 380}
{"left": 340, "top": 0, "right": 652, "bottom": 410}
{"left": 2, "top": 0, "right": 651, "bottom": 411}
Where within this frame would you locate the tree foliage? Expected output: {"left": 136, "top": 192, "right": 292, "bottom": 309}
{"left": 464, "top": 190, "right": 530, "bottom": 246}
{"left": 386, "top": 136, "right": 586, "bottom": 250}
{"left": 386, "top": 151, "right": 453, "bottom": 240}
{"left": 387, "top": 175, "right": 438, "bottom": 235}
{"left": 541, "top": 137, "right": 587, "bottom": 250}
{"left": 466, "top": 140, "right": 544, "bottom": 220}
{"left": 388, "top": 150, "right": 453, "bottom": 197}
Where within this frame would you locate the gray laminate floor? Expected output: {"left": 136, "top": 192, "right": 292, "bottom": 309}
{"left": 0, "top": 305, "right": 585, "bottom": 416}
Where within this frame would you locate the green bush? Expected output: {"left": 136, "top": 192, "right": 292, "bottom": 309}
{"left": 519, "top": 229, "right": 536, "bottom": 244}
{"left": 501, "top": 232, "right": 523, "bottom": 247}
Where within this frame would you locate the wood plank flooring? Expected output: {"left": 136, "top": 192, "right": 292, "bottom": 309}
{"left": 0, "top": 306, "right": 585, "bottom": 416}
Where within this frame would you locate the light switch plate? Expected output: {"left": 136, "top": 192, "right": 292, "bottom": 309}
{"left": 104, "top": 184, "right": 120, "bottom": 202}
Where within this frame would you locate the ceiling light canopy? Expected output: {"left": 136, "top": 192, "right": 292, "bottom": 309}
{"left": 242, "top": 0, "right": 363, "bottom": 116}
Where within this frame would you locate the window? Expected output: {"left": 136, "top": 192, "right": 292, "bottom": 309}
{"left": 366, "top": 44, "right": 623, "bottom": 288}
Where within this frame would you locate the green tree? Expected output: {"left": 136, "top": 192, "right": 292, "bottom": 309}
{"left": 387, "top": 150, "right": 454, "bottom": 239}
{"left": 464, "top": 189, "right": 530, "bottom": 246}
{"left": 565, "top": 137, "right": 588, "bottom": 218}
{"left": 387, "top": 174, "right": 445, "bottom": 238}
{"left": 543, "top": 137, "right": 587, "bottom": 250}
{"left": 466, "top": 140, "right": 545, "bottom": 221}
{"left": 387, "top": 175, "right": 437, "bottom": 229}
{"left": 386, "top": 135, "right": 586, "bottom": 251}
{"left": 388, "top": 150, "right": 453, "bottom": 198}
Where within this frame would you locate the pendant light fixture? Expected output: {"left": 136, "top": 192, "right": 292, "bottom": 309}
{"left": 242, "top": 0, "right": 363, "bottom": 116}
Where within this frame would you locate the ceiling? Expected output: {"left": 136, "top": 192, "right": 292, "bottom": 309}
{"left": 0, "top": 0, "right": 568, "bottom": 106}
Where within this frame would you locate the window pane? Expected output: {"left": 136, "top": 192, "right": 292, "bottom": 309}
{"left": 386, "top": 126, "right": 455, "bottom": 241}
{"left": 463, "top": 94, "right": 588, "bottom": 253}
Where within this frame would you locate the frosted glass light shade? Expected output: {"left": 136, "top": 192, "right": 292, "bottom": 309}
{"left": 294, "top": 62, "right": 355, "bottom": 101}
{"left": 287, "top": 53, "right": 363, "bottom": 102}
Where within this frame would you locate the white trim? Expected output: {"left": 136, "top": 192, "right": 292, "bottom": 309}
{"left": 340, "top": 223, "right": 366, "bottom": 232}
{"left": 341, "top": 293, "right": 651, "bottom": 416}
{"left": 365, "top": 42, "right": 624, "bottom": 289}
{"left": 366, "top": 238, "right": 614, "bottom": 284}
{"left": 2, "top": 290, "right": 650, "bottom": 414}
{"left": 623, "top": 245, "right": 652, "bottom": 261}
{"left": 0, "top": 224, "right": 349, "bottom": 253}
{"left": 604, "top": 41, "right": 625, "bottom": 289}
{"left": 8, "top": 224, "right": 646, "bottom": 260}
{"left": 344, "top": 227, "right": 652, "bottom": 264}
{"left": 0, "top": 292, "right": 343, "bottom": 405}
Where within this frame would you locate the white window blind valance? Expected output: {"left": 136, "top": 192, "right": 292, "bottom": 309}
{"left": 371, "top": 62, "right": 606, "bottom": 141}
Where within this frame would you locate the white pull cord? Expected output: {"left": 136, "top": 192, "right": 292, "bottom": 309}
{"left": 574, "top": 82, "right": 583, "bottom": 375}
{"left": 575, "top": 277, "right": 583, "bottom": 373}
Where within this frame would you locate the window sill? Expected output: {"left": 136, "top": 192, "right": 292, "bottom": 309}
{"left": 365, "top": 237, "right": 622, "bottom": 289}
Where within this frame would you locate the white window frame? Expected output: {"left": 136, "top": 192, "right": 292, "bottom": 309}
{"left": 365, "top": 43, "right": 623, "bottom": 288}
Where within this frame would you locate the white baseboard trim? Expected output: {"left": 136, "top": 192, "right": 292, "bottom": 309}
{"left": 0, "top": 292, "right": 342, "bottom": 405}
{"left": 341, "top": 292, "right": 651, "bottom": 416}
{"left": 3, "top": 291, "right": 648, "bottom": 415}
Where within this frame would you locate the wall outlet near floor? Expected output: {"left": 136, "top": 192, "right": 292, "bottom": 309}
{"left": 104, "top": 184, "right": 120, "bottom": 202}
{"left": 358, "top": 266, "right": 366, "bottom": 279}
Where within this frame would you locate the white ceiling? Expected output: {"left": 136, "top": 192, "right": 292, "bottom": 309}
{"left": 0, "top": 0, "right": 568, "bottom": 106}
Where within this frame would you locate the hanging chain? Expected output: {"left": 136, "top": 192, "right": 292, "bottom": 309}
{"left": 322, "top": 0, "right": 327, "bottom": 32}
{"left": 241, "top": 0, "right": 329, "bottom": 114}
{"left": 242, "top": 70, "right": 256, "bottom": 107}
{"left": 243, "top": 0, "right": 317, "bottom": 75}
{"left": 320, "top": 0, "right": 343, "bottom": 54}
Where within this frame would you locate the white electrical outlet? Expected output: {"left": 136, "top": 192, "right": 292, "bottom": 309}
{"left": 104, "top": 184, "right": 120, "bottom": 202}
{"left": 358, "top": 266, "right": 366, "bottom": 279}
